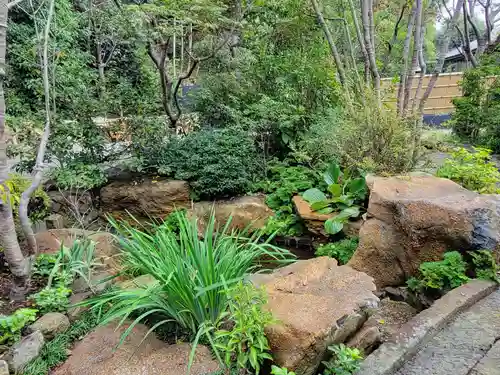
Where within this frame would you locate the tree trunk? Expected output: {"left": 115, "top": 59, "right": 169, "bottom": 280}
{"left": 18, "top": 0, "right": 55, "bottom": 258}
{"left": 360, "top": 0, "right": 380, "bottom": 100}
{"left": 397, "top": 3, "right": 417, "bottom": 115}
{"left": 310, "top": 0, "right": 347, "bottom": 85}
{"left": 347, "top": 0, "right": 370, "bottom": 86}
{"left": 462, "top": 1, "right": 478, "bottom": 67}
{"left": 419, "top": 0, "right": 464, "bottom": 113}
{"left": 403, "top": 0, "right": 423, "bottom": 115}
{"left": 0, "top": 0, "right": 31, "bottom": 300}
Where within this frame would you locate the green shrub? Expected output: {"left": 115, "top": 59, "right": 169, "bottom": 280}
{"left": 450, "top": 49, "right": 500, "bottom": 148}
{"left": 83, "top": 212, "right": 293, "bottom": 352}
{"left": 322, "top": 344, "right": 363, "bottom": 375}
{"left": 254, "top": 160, "right": 321, "bottom": 236}
{"left": 132, "top": 127, "right": 261, "bottom": 199}
{"left": 30, "top": 286, "right": 72, "bottom": 314}
{"left": 0, "top": 173, "right": 51, "bottom": 222}
{"left": 0, "top": 308, "right": 38, "bottom": 345}
{"left": 436, "top": 147, "right": 500, "bottom": 194}
{"left": 320, "top": 90, "right": 419, "bottom": 175}
{"left": 271, "top": 366, "right": 296, "bottom": 375}
{"left": 33, "top": 254, "right": 58, "bottom": 280}
{"left": 315, "top": 237, "right": 359, "bottom": 265}
{"left": 407, "top": 251, "right": 469, "bottom": 292}
{"left": 49, "top": 163, "right": 107, "bottom": 190}
{"left": 303, "top": 162, "right": 367, "bottom": 235}
{"left": 214, "top": 282, "right": 274, "bottom": 374}
{"left": 471, "top": 250, "right": 499, "bottom": 282}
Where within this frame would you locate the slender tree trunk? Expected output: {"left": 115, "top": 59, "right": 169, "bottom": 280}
{"left": 403, "top": 0, "right": 423, "bottom": 115}
{"left": 462, "top": 1, "right": 478, "bottom": 67}
{"left": 419, "top": 0, "right": 464, "bottom": 113}
{"left": 18, "top": 0, "right": 55, "bottom": 259}
{"left": 0, "top": 0, "right": 32, "bottom": 300}
{"left": 397, "top": 3, "right": 417, "bottom": 115}
{"left": 413, "top": 23, "right": 427, "bottom": 114}
{"left": 96, "top": 42, "right": 106, "bottom": 100}
{"left": 347, "top": 0, "right": 370, "bottom": 86}
{"left": 311, "top": 0, "right": 347, "bottom": 85}
{"left": 360, "top": 0, "right": 380, "bottom": 100}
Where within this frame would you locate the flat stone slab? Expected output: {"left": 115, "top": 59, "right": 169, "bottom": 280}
{"left": 469, "top": 340, "right": 500, "bottom": 375}
{"left": 357, "top": 280, "right": 498, "bottom": 375}
{"left": 52, "top": 321, "right": 219, "bottom": 375}
{"left": 395, "top": 287, "right": 500, "bottom": 375}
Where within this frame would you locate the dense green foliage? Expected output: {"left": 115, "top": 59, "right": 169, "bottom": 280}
{"left": 436, "top": 147, "right": 500, "bottom": 194}
{"left": 22, "top": 310, "right": 101, "bottom": 375}
{"left": 271, "top": 366, "right": 297, "bottom": 375}
{"left": 322, "top": 344, "right": 363, "bottom": 375}
{"left": 132, "top": 126, "right": 261, "bottom": 199}
{"left": 1, "top": 173, "right": 51, "bottom": 222}
{"left": 472, "top": 250, "right": 499, "bottom": 282}
{"left": 315, "top": 237, "right": 359, "bottom": 265}
{"left": 214, "top": 283, "right": 274, "bottom": 374}
{"left": 30, "top": 286, "right": 72, "bottom": 314}
{"left": 255, "top": 161, "right": 321, "bottom": 236}
{"left": 0, "top": 308, "right": 38, "bottom": 345}
{"left": 407, "top": 252, "right": 470, "bottom": 292}
{"left": 407, "top": 250, "right": 499, "bottom": 294}
{"left": 451, "top": 48, "right": 500, "bottom": 151}
{"left": 303, "top": 163, "right": 367, "bottom": 235}
{"left": 84, "top": 212, "right": 292, "bottom": 350}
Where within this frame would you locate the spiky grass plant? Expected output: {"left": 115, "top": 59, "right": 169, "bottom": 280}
{"left": 82, "top": 211, "right": 294, "bottom": 348}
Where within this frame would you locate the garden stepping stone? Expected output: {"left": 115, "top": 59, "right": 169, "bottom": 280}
{"left": 52, "top": 321, "right": 220, "bottom": 375}
{"left": 27, "top": 312, "right": 70, "bottom": 340}
{"left": 3, "top": 330, "right": 44, "bottom": 373}
{"left": 251, "top": 257, "right": 379, "bottom": 375}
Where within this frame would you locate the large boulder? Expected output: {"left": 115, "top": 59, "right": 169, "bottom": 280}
{"left": 100, "top": 178, "right": 190, "bottom": 221}
{"left": 252, "top": 257, "right": 378, "bottom": 375}
{"left": 348, "top": 175, "right": 500, "bottom": 288}
{"left": 191, "top": 195, "right": 273, "bottom": 233}
{"left": 52, "top": 322, "right": 219, "bottom": 375}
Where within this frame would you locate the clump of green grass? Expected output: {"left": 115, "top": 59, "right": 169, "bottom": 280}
{"left": 82, "top": 212, "right": 294, "bottom": 353}
{"left": 22, "top": 310, "right": 100, "bottom": 375}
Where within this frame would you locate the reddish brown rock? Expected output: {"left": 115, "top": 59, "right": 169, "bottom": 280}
{"left": 100, "top": 178, "right": 190, "bottom": 221}
{"left": 52, "top": 322, "right": 219, "bottom": 375}
{"left": 252, "top": 257, "right": 378, "bottom": 375}
{"left": 348, "top": 175, "right": 500, "bottom": 287}
{"left": 191, "top": 195, "right": 273, "bottom": 233}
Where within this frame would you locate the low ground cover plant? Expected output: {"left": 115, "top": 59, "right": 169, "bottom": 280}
{"left": 315, "top": 237, "right": 359, "bottom": 265}
{"left": 322, "top": 344, "right": 363, "bottom": 375}
{"left": 0, "top": 308, "right": 38, "bottom": 345}
{"left": 436, "top": 147, "right": 500, "bottom": 194}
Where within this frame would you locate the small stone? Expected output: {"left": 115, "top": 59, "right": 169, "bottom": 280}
{"left": 67, "top": 291, "right": 92, "bottom": 322}
{"left": 0, "top": 360, "right": 8, "bottom": 375}
{"left": 333, "top": 313, "right": 366, "bottom": 344}
{"left": 347, "top": 326, "right": 381, "bottom": 355}
{"left": 45, "top": 214, "right": 65, "bottom": 229}
{"left": 6, "top": 331, "right": 44, "bottom": 372}
{"left": 28, "top": 312, "right": 70, "bottom": 340}
{"left": 71, "top": 270, "right": 114, "bottom": 294}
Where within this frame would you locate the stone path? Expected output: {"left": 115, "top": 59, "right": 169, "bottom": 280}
{"left": 357, "top": 281, "right": 500, "bottom": 375}
{"left": 395, "top": 288, "right": 500, "bottom": 375}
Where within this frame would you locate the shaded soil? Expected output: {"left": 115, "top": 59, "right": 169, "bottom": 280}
{"left": 0, "top": 253, "right": 46, "bottom": 315}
